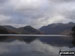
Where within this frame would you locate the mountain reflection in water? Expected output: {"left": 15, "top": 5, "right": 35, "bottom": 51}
{"left": 0, "top": 36, "right": 74, "bottom": 56}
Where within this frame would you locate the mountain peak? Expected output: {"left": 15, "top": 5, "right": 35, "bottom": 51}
{"left": 24, "top": 26, "right": 34, "bottom": 29}
{"left": 40, "top": 22, "right": 75, "bottom": 34}
{"left": 68, "top": 22, "right": 75, "bottom": 24}
{"left": 0, "top": 25, "right": 42, "bottom": 43}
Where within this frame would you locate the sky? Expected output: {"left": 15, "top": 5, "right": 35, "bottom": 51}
{"left": 0, "top": 0, "right": 75, "bottom": 28}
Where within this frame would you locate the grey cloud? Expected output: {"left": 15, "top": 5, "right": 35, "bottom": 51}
{"left": 0, "top": 0, "right": 75, "bottom": 28}
{"left": 51, "top": 0, "right": 75, "bottom": 3}
{"left": 0, "top": 0, "right": 7, "bottom": 3}
{"left": 65, "top": 11, "right": 75, "bottom": 19}
{"left": 0, "top": 0, "right": 53, "bottom": 28}
{"left": 60, "top": 10, "right": 75, "bottom": 20}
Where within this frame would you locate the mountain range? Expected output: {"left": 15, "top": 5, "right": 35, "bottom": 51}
{"left": 0, "top": 22, "right": 75, "bottom": 47}
{"left": 40, "top": 22, "right": 75, "bottom": 35}
{"left": 0, "top": 25, "right": 42, "bottom": 43}
{"left": 39, "top": 22, "right": 75, "bottom": 47}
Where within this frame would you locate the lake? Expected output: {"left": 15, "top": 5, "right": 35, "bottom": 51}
{"left": 0, "top": 36, "right": 75, "bottom": 56}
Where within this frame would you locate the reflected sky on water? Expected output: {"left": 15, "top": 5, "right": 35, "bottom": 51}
{"left": 0, "top": 36, "right": 75, "bottom": 56}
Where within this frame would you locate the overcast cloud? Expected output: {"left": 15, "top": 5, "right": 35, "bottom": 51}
{"left": 0, "top": 0, "right": 75, "bottom": 28}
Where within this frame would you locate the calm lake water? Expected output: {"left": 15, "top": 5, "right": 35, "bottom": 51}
{"left": 0, "top": 36, "right": 75, "bottom": 56}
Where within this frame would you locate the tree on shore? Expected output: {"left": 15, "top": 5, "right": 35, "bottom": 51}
{"left": 71, "top": 26, "right": 75, "bottom": 46}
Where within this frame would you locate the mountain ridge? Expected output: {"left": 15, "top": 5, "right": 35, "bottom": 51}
{"left": 40, "top": 22, "right": 75, "bottom": 35}
{"left": 0, "top": 25, "right": 42, "bottom": 43}
{"left": 0, "top": 22, "right": 74, "bottom": 45}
